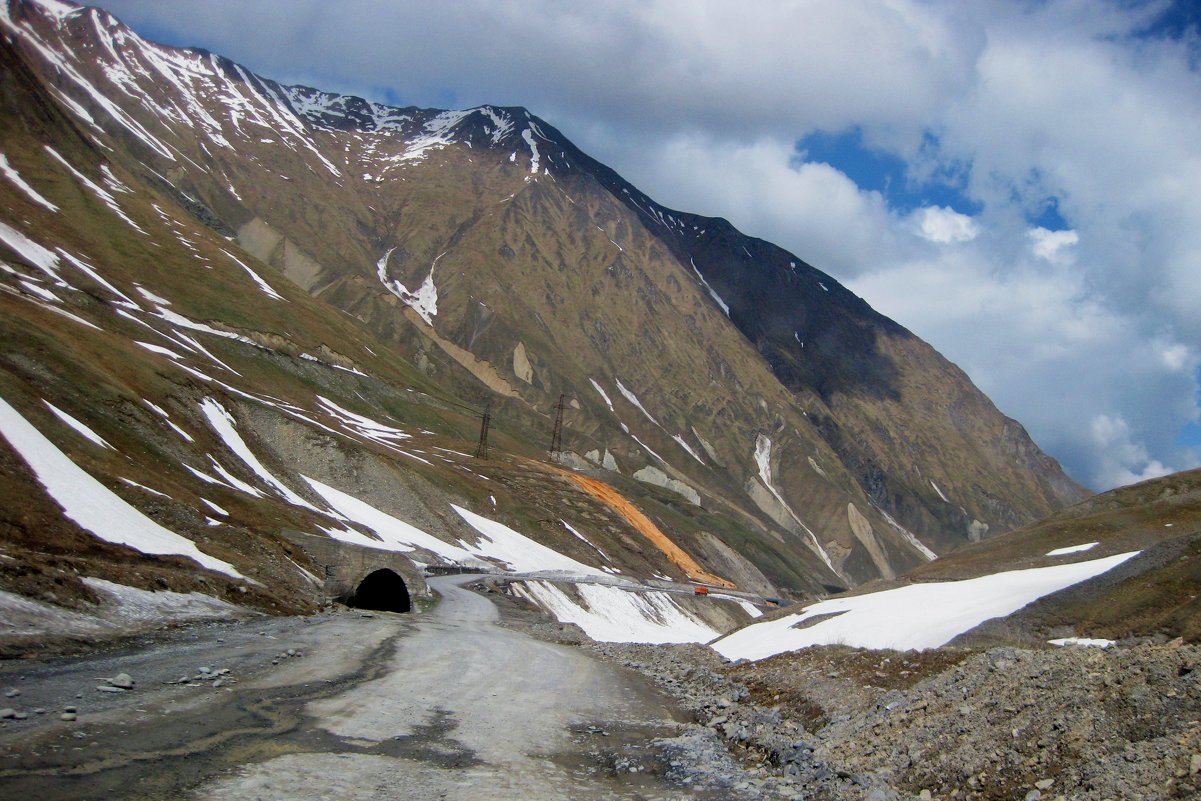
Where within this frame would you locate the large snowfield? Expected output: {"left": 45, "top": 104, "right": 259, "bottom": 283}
{"left": 712, "top": 550, "right": 1139, "bottom": 660}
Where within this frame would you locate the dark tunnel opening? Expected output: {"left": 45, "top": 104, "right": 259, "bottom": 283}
{"left": 346, "top": 568, "right": 411, "bottom": 613}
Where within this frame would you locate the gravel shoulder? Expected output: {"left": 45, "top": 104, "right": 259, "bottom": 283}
{"left": 573, "top": 636, "right": 1201, "bottom": 801}
{"left": 493, "top": 581, "right": 1201, "bottom": 801}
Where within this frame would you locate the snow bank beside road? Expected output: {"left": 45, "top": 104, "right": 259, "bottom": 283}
{"left": 511, "top": 579, "right": 719, "bottom": 644}
{"left": 0, "top": 578, "right": 250, "bottom": 642}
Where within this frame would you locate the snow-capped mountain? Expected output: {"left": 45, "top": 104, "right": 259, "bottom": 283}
{"left": 0, "top": 0, "right": 1087, "bottom": 615}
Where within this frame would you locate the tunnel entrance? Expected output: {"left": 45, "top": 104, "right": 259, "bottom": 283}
{"left": 346, "top": 568, "right": 411, "bottom": 613}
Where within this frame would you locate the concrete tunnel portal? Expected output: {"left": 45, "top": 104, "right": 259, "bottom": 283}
{"left": 345, "top": 568, "right": 412, "bottom": 613}
{"left": 279, "top": 530, "right": 425, "bottom": 613}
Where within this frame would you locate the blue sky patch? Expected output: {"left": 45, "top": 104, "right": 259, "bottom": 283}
{"left": 1028, "top": 194, "right": 1070, "bottom": 231}
{"left": 1175, "top": 420, "right": 1201, "bottom": 448}
{"left": 795, "top": 127, "right": 981, "bottom": 218}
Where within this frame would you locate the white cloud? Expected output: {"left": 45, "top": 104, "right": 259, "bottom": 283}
{"left": 848, "top": 234, "right": 1201, "bottom": 490}
{"left": 604, "top": 135, "right": 898, "bottom": 278}
{"left": 1160, "top": 342, "right": 1191, "bottom": 373}
{"left": 1029, "top": 227, "right": 1079, "bottom": 263}
{"left": 915, "top": 206, "right": 979, "bottom": 244}
{"left": 1089, "top": 414, "right": 1175, "bottom": 489}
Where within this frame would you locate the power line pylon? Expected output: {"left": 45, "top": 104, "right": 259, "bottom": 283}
{"left": 549, "top": 394, "right": 566, "bottom": 457}
{"left": 474, "top": 401, "right": 492, "bottom": 460}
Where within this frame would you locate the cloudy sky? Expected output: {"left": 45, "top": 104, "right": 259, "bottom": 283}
{"left": 97, "top": 0, "right": 1201, "bottom": 491}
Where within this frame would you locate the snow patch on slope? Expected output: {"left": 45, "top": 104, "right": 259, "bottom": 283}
{"left": 199, "top": 397, "right": 322, "bottom": 513}
{"left": 1047, "top": 542, "right": 1098, "bottom": 557}
{"left": 616, "top": 379, "right": 660, "bottom": 427}
{"left": 478, "top": 107, "right": 514, "bottom": 143}
{"left": 302, "top": 476, "right": 482, "bottom": 564}
{"left": 376, "top": 247, "right": 439, "bottom": 326}
{"left": 222, "top": 249, "right": 283, "bottom": 300}
{"left": 510, "top": 579, "right": 719, "bottom": 644}
{"left": 0, "top": 153, "right": 57, "bottom": 211}
{"left": 754, "top": 434, "right": 835, "bottom": 572}
{"left": 0, "top": 221, "right": 64, "bottom": 283}
{"left": 672, "top": 434, "right": 706, "bottom": 465}
{"left": 690, "top": 257, "right": 729, "bottom": 316}
{"left": 521, "top": 127, "right": 540, "bottom": 174}
{"left": 400, "top": 109, "right": 470, "bottom": 162}
{"left": 44, "top": 147, "right": 146, "bottom": 234}
{"left": 452, "top": 505, "right": 609, "bottom": 577}
{"left": 589, "top": 379, "right": 615, "bottom": 413}
{"left": 0, "top": 394, "right": 241, "bottom": 577}
{"left": 317, "top": 396, "right": 410, "bottom": 447}
{"left": 43, "top": 400, "right": 112, "bottom": 449}
{"left": 713, "top": 551, "right": 1140, "bottom": 659}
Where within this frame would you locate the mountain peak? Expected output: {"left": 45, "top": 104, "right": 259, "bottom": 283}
{"left": 0, "top": 0, "right": 1087, "bottom": 608}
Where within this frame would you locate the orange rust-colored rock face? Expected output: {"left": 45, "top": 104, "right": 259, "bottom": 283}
{"left": 559, "top": 470, "right": 735, "bottom": 589}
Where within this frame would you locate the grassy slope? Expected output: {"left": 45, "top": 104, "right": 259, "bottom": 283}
{"left": 0, "top": 39, "right": 770, "bottom": 621}
{"left": 903, "top": 468, "right": 1201, "bottom": 642}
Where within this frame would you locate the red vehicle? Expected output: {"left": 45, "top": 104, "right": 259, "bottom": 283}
{"left": 693, "top": 585, "right": 710, "bottom": 595}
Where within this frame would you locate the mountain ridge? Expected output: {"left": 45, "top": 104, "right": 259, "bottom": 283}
{"left": 0, "top": 0, "right": 1086, "bottom": 610}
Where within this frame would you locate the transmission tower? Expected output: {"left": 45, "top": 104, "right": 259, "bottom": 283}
{"left": 474, "top": 401, "right": 492, "bottom": 459}
{"left": 549, "top": 394, "right": 566, "bottom": 456}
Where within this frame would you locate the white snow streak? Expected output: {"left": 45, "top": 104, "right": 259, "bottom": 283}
{"left": 452, "top": 505, "right": 608, "bottom": 577}
{"left": 589, "top": 379, "right": 615, "bottom": 412}
{"left": 754, "top": 434, "right": 834, "bottom": 572}
{"left": 673, "top": 434, "right": 706, "bottom": 464}
{"left": 561, "top": 519, "right": 612, "bottom": 563}
{"left": 222, "top": 249, "right": 283, "bottom": 300}
{"left": 301, "top": 476, "right": 481, "bottom": 564}
{"left": 1046, "top": 542, "right": 1099, "bottom": 557}
{"left": 43, "top": 400, "right": 113, "bottom": 449}
{"left": 0, "top": 153, "right": 58, "bottom": 211}
{"left": 615, "top": 379, "right": 660, "bottom": 427}
{"left": 376, "top": 247, "right": 439, "bottom": 326}
{"left": 0, "top": 394, "right": 240, "bottom": 577}
{"left": 0, "top": 221, "right": 63, "bottom": 282}
{"left": 119, "top": 477, "right": 170, "bottom": 498}
{"left": 690, "top": 257, "right": 729, "bottom": 316}
{"left": 199, "top": 398, "right": 322, "bottom": 512}
{"left": 44, "top": 147, "right": 147, "bottom": 234}
{"left": 521, "top": 128, "right": 540, "bottom": 174}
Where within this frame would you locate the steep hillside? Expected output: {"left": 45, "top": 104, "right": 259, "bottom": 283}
{"left": 905, "top": 466, "right": 1201, "bottom": 644}
{"left": 0, "top": 0, "right": 1086, "bottom": 619}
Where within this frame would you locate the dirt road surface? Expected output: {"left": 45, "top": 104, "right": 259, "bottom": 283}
{"left": 0, "top": 575, "right": 697, "bottom": 800}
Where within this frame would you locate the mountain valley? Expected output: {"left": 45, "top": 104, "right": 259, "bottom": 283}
{"left": 0, "top": 1, "right": 1198, "bottom": 799}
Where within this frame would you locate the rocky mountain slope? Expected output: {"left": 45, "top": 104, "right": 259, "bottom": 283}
{"left": 0, "top": 0, "right": 1086, "bottom": 619}
{"left": 589, "top": 639, "right": 1201, "bottom": 801}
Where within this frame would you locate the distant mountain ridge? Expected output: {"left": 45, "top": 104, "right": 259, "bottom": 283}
{"left": 0, "top": 0, "right": 1086, "bottom": 609}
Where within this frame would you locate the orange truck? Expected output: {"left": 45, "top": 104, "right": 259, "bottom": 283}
{"left": 693, "top": 585, "right": 710, "bottom": 596}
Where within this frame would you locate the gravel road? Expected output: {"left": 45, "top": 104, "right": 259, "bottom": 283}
{"left": 0, "top": 575, "right": 699, "bottom": 800}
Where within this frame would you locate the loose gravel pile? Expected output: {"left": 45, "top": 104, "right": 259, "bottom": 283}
{"left": 585, "top": 639, "right": 1201, "bottom": 801}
